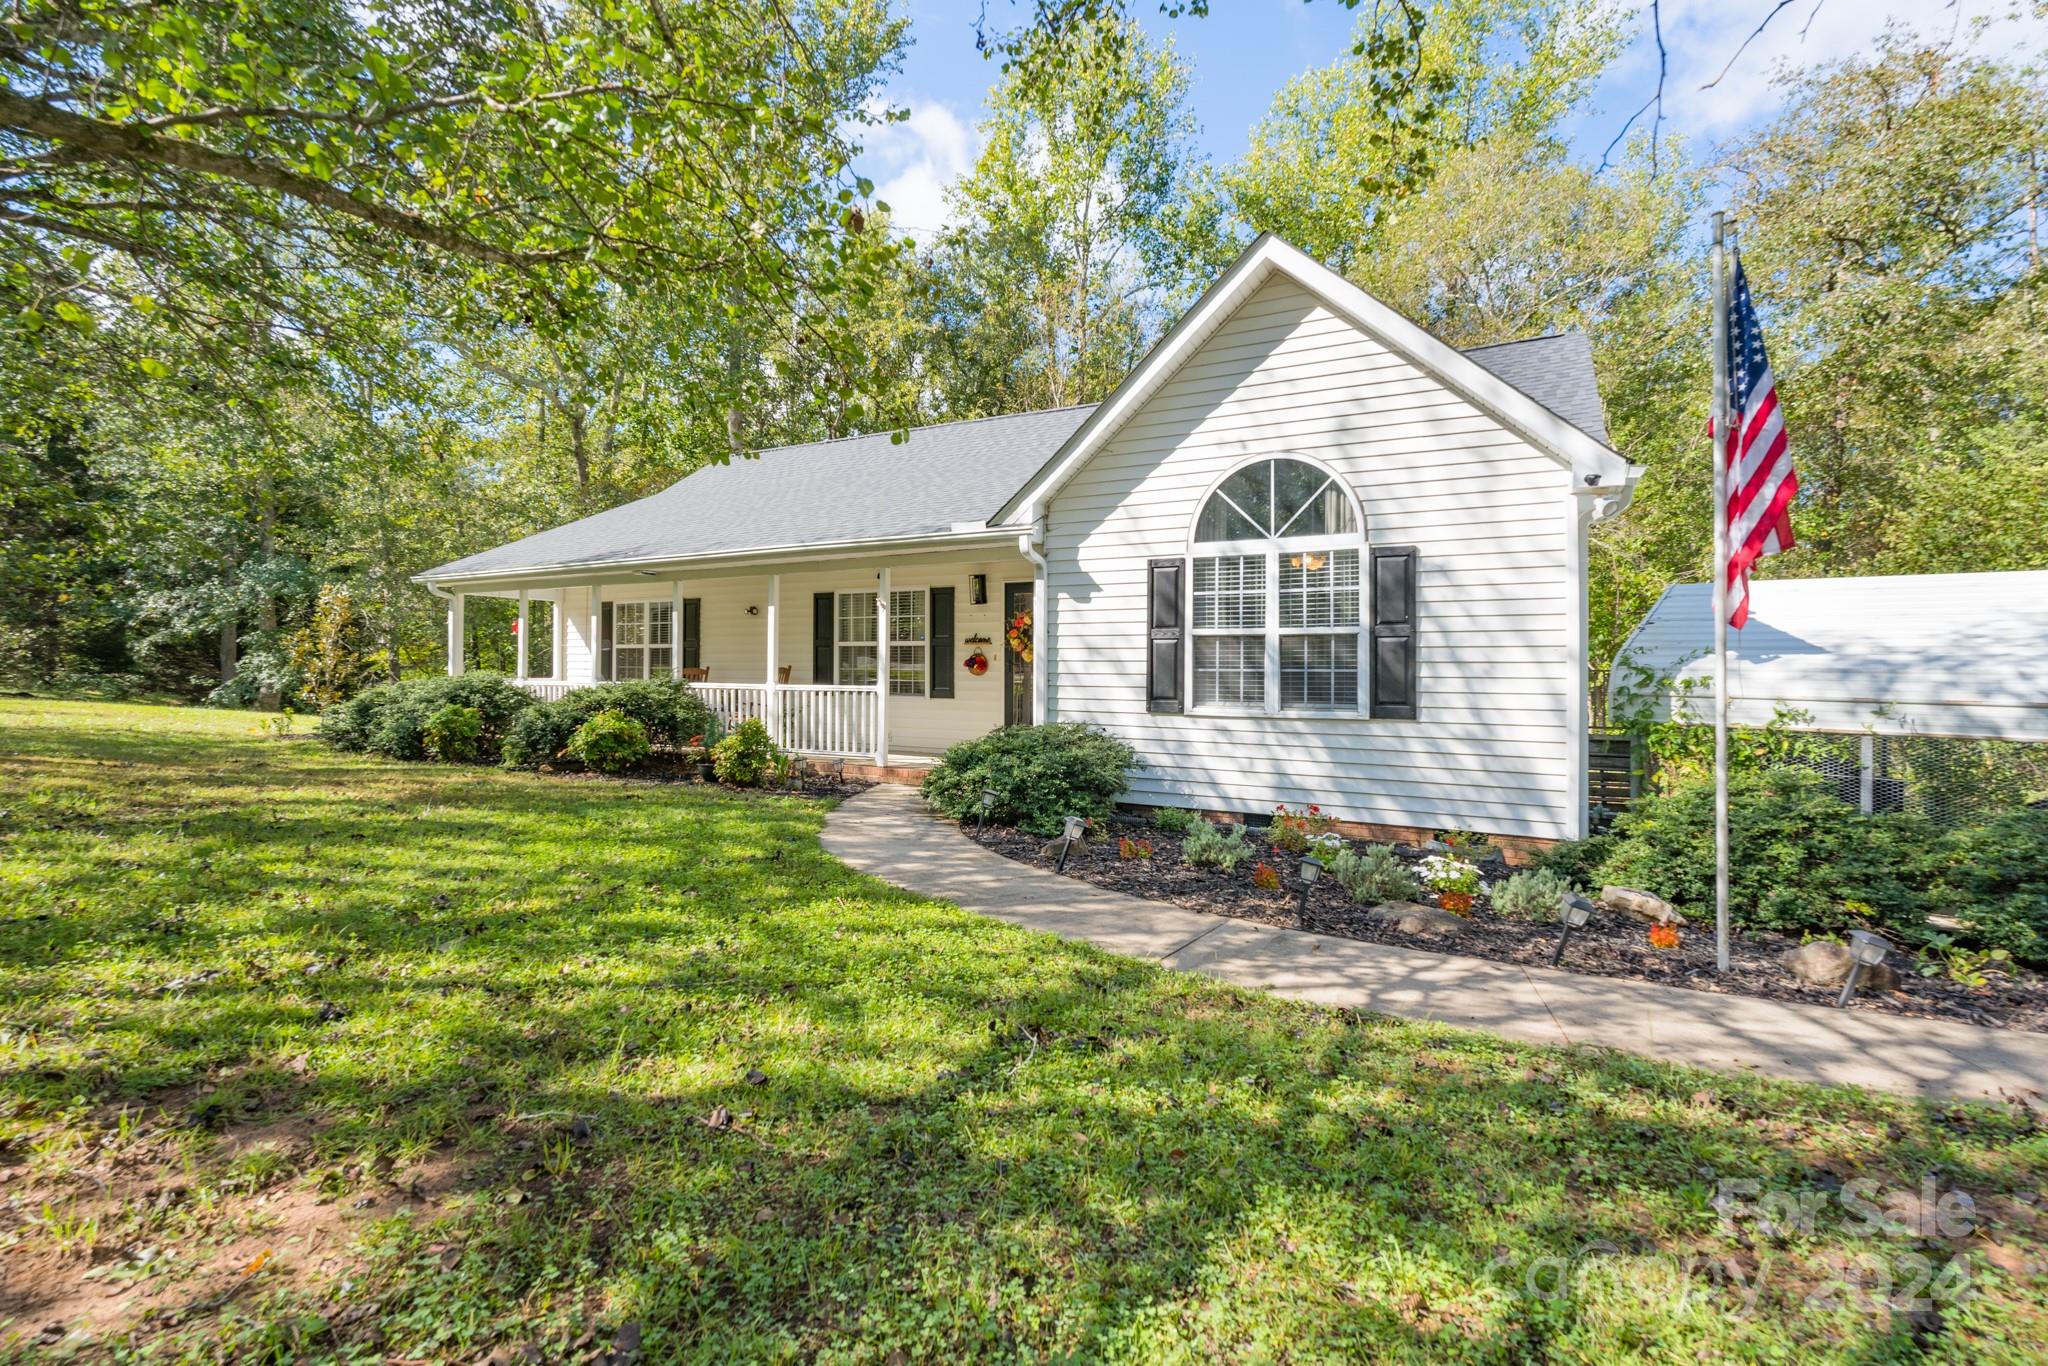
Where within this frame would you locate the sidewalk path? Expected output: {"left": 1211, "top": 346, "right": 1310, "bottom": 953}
{"left": 822, "top": 785, "right": 2048, "bottom": 1103}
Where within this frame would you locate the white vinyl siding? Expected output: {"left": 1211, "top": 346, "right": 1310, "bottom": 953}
{"left": 1045, "top": 274, "right": 1579, "bottom": 839}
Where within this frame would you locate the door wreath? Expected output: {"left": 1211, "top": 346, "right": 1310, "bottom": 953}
{"left": 1005, "top": 608, "right": 1033, "bottom": 664}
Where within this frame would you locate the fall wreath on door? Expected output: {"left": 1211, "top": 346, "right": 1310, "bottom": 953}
{"left": 1005, "top": 608, "right": 1033, "bottom": 664}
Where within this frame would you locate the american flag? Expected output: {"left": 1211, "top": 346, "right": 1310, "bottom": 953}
{"left": 1722, "top": 256, "right": 1796, "bottom": 628}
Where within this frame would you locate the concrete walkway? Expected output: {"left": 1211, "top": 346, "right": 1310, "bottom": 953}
{"left": 822, "top": 785, "right": 2048, "bottom": 1103}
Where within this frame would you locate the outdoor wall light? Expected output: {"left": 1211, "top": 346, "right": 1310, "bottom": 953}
{"left": 1296, "top": 855, "right": 1323, "bottom": 926}
{"left": 970, "top": 573, "right": 988, "bottom": 605}
{"left": 1057, "top": 815, "right": 1087, "bottom": 872}
{"left": 1551, "top": 892, "right": 1595, "bottom": 965}
{"left": 975, "top": 788, "right": 998, "bottom": 837}
{"left": 1838, "top": 929, "right": 1891, "bottom": 1007}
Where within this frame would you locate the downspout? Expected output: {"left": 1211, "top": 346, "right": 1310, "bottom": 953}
{"left": 1018, "top": 520, "right": 1048, "bottom": 725}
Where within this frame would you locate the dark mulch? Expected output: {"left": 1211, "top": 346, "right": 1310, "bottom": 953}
{"left": 969, "top": 821, "right": 2048, "bottom": 1034}
{"left": 538, "top": 753, "right": 872, "bottom": 800}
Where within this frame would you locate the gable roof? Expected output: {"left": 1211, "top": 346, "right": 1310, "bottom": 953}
{"left": 420, "top": 235, "right": 1632, "bottom": 586}
{"left": 420, "top": 405, "right": 1095, "bottom": 582}
{"left": 993, "top": 234, "right": 1638, "bottom": 524}
{"left": 1615, "top": 571, "right": 2048, "bottom": 742}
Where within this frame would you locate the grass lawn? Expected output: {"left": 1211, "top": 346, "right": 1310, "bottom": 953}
{"left": 1, "top": 699, "right": 2044, "bottom": 1362}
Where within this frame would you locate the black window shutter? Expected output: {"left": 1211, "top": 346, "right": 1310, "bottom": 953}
{"left": 681, "top": 599, "right": 701, "bottom": 670}
{"left": 599, "top": 600, "right": 614, "bottom": 682}
{"left": 1147, "top": 558, "right": 1184, "bottom": 714}
{"left": 1369, "top": 546, "right": 1418, "bottom": 720}
{"left": 929, "top": 587, "right": 955, "bottom": 699}
{"left": 812, "top": 592, "right": 834, "bottom": 684}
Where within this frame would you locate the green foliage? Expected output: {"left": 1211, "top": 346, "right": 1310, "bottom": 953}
{"left": 1182, "top": 821, "right": 1254, "bottom": 872}
{"left": 921, "top": 723, "right": 1137, "bottom": 837}
{"left": 422, "top": 704, "right": 483, "bottom": 764}
{"left": 1266, "top": 803, "right": 1336, "bottom": 854}
{"left": 1532, "top": 834, "right": 1616, "bottom": 891}
{"left": 498, "top": 679, "right": 717, "bottom": 770}
{"left": 12, "top": 699, "right": 2047, "bottom": 1360}
{"left": 1928, "top": 806, "right": 2048, "bottom": 964}
{"left": 318, "top": 673, "right": 532, "bottom": 762}
{"left": 1490, "top": 868, "right": 1570, "bottom": 922}
{"left": 1152, "top": 805, "right": 1199, "bottom": 833}
{"left": 566, "top": 709, "right": 651, "bottom": 775}
{"left": 1328, "top": 843, "right": 1421, "bottom": 905}
{"left": 288, "top": 584, "right": 383, "bottom": 707}
{"left": 710, "top": 717, "right": 782, "bottom": 787}
{"left": 1593, "top": 768, "right": 1936, "bottom": 936}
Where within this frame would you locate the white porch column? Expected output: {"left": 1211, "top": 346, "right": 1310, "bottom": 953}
{"left": 446, "top": 593, "right": 465, "bottom": 677}
{"left": 670, "top": 580, "right": 685, "bottom": 681}
{"left": 551, "top": 592, "right": 566, "bottom": 680}
{"left": 1032, "top": 565, "right": 1047, "bottom": 724}
{"left": 588, "top": 587, "right": 602, "bottom": 684}
{"left": 515, "top": 589, "right": 530, "bottom": 681}
{"left": 764, "top": 573, "right": 781, "bottom": 743}
{"left": 874, "top": 568, "right": 890, "bottom": 765}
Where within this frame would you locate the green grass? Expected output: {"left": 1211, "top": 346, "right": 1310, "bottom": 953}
{"left": 1, "top": 700, "right": 2044, "bottom": 1362}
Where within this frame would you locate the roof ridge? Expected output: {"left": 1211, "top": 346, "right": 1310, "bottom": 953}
{"left": 748, "top": 402, "right": 1101, "bottom": 458}
{"left": 1457, "top": 331, "right": 1585, "bottom": 352}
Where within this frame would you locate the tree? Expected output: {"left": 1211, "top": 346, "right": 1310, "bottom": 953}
{"left": 0, "top": 0, "right": 905, "bottom": 424}
{"left": 935, "top": 16, "right": 1204, "bottom": 411}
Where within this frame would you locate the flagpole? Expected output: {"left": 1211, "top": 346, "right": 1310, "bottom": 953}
{"left": 1710, "top": 211, "right": 1732, "bottom": 973}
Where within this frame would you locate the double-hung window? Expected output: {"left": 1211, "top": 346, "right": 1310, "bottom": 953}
{"left": 1189, "top": 458, "right": 1362, "bottom": 712}
{"left": 611, "top": 601, "right": 673, "bottom": 680}
{"left": 836, "top": 588, "right": 927, "bottom": 695}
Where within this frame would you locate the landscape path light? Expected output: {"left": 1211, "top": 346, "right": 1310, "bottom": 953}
{"left": 1551, "top": 892, "right": 1595, "bottom": 966}
{"left": 975, "top": 788, "right": 998, "bottom": 838}
{"left": 1296, "top": 855, "right": 1323, "bottom": 927}
{"left": 1838, "top": 929, "right": 1890, "bottom": 1008}
{"left": 1056, "top": 815, "right": 1087, "bottom": 873}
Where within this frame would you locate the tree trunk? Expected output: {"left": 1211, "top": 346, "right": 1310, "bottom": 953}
{"left": 219, "top": 619, "right": 237, "bottom": 684}
{"left": 256, "top": 485, "right": 280, "bottom": 710}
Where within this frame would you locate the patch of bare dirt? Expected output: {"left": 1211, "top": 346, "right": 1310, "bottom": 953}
{"left": 0, "top": 1103, "right": 471, "bottom": 1352}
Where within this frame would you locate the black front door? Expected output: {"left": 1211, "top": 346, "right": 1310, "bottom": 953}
{"left": 1003, "top": 581, "right": 1033, "bottom": 727}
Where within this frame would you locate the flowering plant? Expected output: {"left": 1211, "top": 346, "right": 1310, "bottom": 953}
{"left": 1417, "top": 855, "right": 1482, "bottom": 897}
{"left": 1648, "top": 923, "right": 1682, "bottom": 950}
{"left": 1119, "top": 835, "right": 1153, "bottom": 861}
{"left": 1250, "top": 861, "right": 1282, "bottom": 891}
{"left": 1268, "top": 803, "right": 1336, "bottom": 854}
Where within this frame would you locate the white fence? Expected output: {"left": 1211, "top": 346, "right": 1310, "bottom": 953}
{"left": 511, "top": 677, "right": 880, "bottom": 758}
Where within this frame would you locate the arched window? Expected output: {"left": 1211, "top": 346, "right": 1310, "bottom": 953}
{"left": 1189, "top": 457, "right": 1364, "bottom": 712}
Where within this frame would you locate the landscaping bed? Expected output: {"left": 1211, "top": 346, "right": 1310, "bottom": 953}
{"left": 968, "top": 821, "right": 2048, "bottom": 1033}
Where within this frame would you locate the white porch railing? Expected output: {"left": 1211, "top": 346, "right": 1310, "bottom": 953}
{"left": 693, "top": 682, "right": 879, "bottom": 758}
{"left": 511, "top": 677, "right": 880, "bottom": 758}
{"left": 513, "top": 678, "right": 575, "bottom": 702}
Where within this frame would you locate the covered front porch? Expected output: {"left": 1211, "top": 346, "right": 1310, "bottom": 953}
{"left": 437, "top": 540, "right": 1042, "bottom": 765}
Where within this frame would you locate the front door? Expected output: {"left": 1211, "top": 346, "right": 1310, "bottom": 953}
{"left": 1003, "top": 581, "right": 1033, "bottom": 727}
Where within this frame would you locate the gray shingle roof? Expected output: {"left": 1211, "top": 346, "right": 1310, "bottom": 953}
{"left": 1461, "top": 332, "right": 1609, "bottom": 445}
{"left": 421, "top": 334, "right": 1608, "bottom": 582}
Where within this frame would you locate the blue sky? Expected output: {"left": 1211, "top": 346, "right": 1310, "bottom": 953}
{"left": 856, "top": 0, "right": 2047, "bottom": 240}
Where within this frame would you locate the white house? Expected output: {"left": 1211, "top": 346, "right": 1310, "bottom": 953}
{"left": 418, "top": 236, "right": 1643, "bottom": 843}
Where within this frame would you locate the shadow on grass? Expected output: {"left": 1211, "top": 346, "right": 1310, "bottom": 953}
{"left": 1, "top": 702, "right": 2039, "bottom": 1360}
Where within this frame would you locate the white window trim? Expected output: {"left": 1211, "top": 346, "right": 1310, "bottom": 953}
{"left": 610, "top": 600, "right": 673, "bottom": 682}
{"left": 1186, "top": 455, "right": 1366, "bottom": 717}
{"left": 834, "top": 588, "right": 928, "bottom": 696}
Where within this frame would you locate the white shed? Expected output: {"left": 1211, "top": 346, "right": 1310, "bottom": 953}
{"left": 1614, "top": 571, "right": 2048, "bottom": 823}
{"left": 1615, "top": 571, "right": 2048, "bottom": 742}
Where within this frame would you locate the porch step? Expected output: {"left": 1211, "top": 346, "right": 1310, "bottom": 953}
{"left": 802, "top": 757, "right": 936, "bottom": 787}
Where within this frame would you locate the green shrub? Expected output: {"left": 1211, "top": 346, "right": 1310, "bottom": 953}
{"left": 1328, "top": 843, "right": 1420, "bottom": 904}
{"left": 1532, "top": 834, "right": 1617, "bottom": 891}
{"left": 422, "top": 704, "right": 483, "bottom": 763}
{"left": 710, "top": 717, "right": 781, "bottom": 786}
{"left": 1490, "top": 868, "right": 1571, "bottom": 921}
{"left": 318, "top": 673, "right": 533, "bottom": 762}
{"left": 1928, "top": 805, "right": 2048, "bottom": 964}
{"left": 566, "top": 709, "right": 651, "bottom": 774}
{"left": 1152, "top": 805, "right": 1199, "bottom": 834}
{"left": 498, "top": 678, "right": 717, "bottom": 769}
{"left": 1593, "top": 768, "right": 1935, "bottom": 935}
{"left": 920, "top": 723, "right": 1138, "bottom": 836}
{"left": 1183, "top": 821, "right": 1254, "bottom": 872}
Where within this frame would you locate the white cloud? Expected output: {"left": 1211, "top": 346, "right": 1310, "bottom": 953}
{"left": 1638, "top": 0, "right": 2048, "bottom": 138}
{"left": 854, "top": 96, "right": 979, "bottom": 242}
